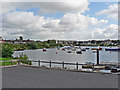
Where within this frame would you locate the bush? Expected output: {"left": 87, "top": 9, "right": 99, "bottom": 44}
{"left": 15, "top": 53, "right": 31, "bottom": 65}
{"left": 2, "top": 45, "right": 13, "bottom": 58}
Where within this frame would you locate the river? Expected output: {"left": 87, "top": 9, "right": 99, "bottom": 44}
{"left": 13, "top": 46, "right": 119, "bottom": 69}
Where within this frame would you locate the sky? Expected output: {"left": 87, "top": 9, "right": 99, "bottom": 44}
{"left": 0, "top": 0, "right": 119, "bottom": 41}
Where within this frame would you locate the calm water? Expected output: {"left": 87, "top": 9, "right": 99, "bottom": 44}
{"left": 13, "top": 46, "right": 119, "bottom": 69}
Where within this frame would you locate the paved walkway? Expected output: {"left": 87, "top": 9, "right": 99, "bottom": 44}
{"left": 2, "top": 66, "right": 118, "bottom": 88}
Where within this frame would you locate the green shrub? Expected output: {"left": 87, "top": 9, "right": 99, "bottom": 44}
{"left": 2, "top": 45, "right": 13, "bottom": 58}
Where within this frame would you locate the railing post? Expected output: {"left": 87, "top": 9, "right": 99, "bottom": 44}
{"left": 27, "top": 60, "right": 29, "bottom": 64}
{"left": 62, "top": 61, "right": 64, "bottom": 68}
{"left": 92, "top": 63, "right": 94, "bottom": 71}
{"left": 18, "top": 59, "right": 21, "bottom": 65}
{"left": 97, "top": 49, "right": 99, "bottom": 65}
{"left": 11, "top": 60, "right": 13, "bottom": 65}
{"left": 4, "top": 60, "right": 5, "bottom": 66}
{"left": 76, "top": 62, "right": 78, "bottom": 70}
{"left": 38, "top": 60, "right": 40, "bottom": 66}
{"left": 50, "top": 61, "right": 51, "bottom": 68}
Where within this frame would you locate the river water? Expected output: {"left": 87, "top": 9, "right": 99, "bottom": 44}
{"left": 13, "top": 46, "right": 119, "bottom": 69}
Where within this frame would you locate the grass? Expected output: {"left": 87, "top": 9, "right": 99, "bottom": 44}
{"left": 0, "top": 57, "right": 11, "bottom": 60}
{"left": 0, "top": 57, "right": 17, "bottom": 66}
{"left": 0, "top": 57, "right": 31, "bottom": 66}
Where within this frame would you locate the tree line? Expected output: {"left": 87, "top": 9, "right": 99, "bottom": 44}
{"left": 1, "top": 41, "right": 63, "bottom": 58}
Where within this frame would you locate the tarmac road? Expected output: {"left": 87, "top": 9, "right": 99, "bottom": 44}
{"left": 2, "top": 65, "right": 119, "bottom": 88}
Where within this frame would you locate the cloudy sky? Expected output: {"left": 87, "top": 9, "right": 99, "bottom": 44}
{"left": 1, "top": 0, "right": 118, "bottom": 40}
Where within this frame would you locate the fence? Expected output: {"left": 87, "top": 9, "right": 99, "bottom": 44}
{"left": 0, "top": 60, "right": 19, "bottom": 66}
{"left": 20, "top": 60, "right": 95, "bottom": 70}
{"left": 0, "top": 60, "right": 95, "bottom": 71}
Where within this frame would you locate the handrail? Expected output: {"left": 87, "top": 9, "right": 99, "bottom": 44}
{"left": 19, "top": 59, "right": 88, "bottom": 70}
{"left": 1, "top": 59, "right": 95, "bottom": 71}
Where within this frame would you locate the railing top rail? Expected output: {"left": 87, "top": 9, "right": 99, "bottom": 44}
{"left": 20, "top": 59, "right": 85, "bottom": 65}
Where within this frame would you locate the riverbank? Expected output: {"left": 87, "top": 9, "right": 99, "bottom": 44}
{"left": 2, "top": 65, "right": 118, "bottom": 88}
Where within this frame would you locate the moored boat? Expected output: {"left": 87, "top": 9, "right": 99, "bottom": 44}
{"left": 81, "top": 48, "right": 86, "bottom": 51}
{"left": 57, "top": 47, "right": 60, "bottom": 50}
{"left": 76, "top": 50, "right": 82, "bottom": 54}
{"left": 43, "top": 48, "right": 46, "bottom": 52}
{"left": 91, "top": 47, "right": 102, "bottom": 50}
{"left": 82, "top": 65, "right": 93, "bottom": 68}
{"left": 82, "top": 62, "right": 93, "bottom": 68}
{"left": 92, "top": 51, "right": 97, "bottom": 53}
{"left": 61, "top": 48, "right": 65, "bottom": 51}
{"left": 105, "top": 48, "right": 120, "bottom": 51}
{"left": 93, "top": 66, "right": 105, "bottom": 69}
{"left": 111, "top": 68, "right": 120, "bottom": 73}
{"left": 85, "top": 48, "right": 89, "bottom": 49}
{"left": 67, "top": 50, "right": 72, "bottom": 53}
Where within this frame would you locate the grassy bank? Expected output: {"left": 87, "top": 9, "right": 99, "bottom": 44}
{"left": 0, "top": 57, "right": 11, "bottom": 60}
{"left": 0, "top": 57, "right": 17, "bottom": 66}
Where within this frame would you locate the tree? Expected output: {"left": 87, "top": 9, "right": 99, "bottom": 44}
{"left": 27, "top": 42, "right": 38, "bottom": 49}
{"left": 57, "top": 43, "right": 63, "bottom": 47}
{"left": 2, "top": 45, "right": 13, "bottom": 58}
{"left": 43, "top": 43, "right": 50, "bottom": 48}
{"left": 19, "top": 36, "right": 23, "bottom": 41}
{"left": 91, "top": 40, "right": 95, "bottom": 44}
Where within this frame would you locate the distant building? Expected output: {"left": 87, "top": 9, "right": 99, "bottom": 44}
{"left": 47, "top": 39, "right": 56, "bottom": 44}
{"left": 4, "top": 38, "right": 34, "bottom": 44}
{"left": 0, "top": 37, "right": 4, "bottom": 43}
{"left": 36, "top": 40, "right": 42, "bottom": 43}
{"left": 4, "top": 40, "right": 14, "bottom": 43}
{"left": 104, "top": 39, "right": 112, "bottom": 45}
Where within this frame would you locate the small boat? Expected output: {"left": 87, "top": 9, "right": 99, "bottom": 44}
{"left": 76, "top": 51, "right": 82, "bottom": 54}
{"left": 105, "top": 48, "right": 120, "bottom": 51}
{"left": 74, "top": 46, "right": 79, "bottom": 49}
{"left": 67, "top": 50, "right": 72, "bottom": 53}
{"left": 61, "top": 48, "right": 65, "bottom": 51}
{"left": 82, "top": 62, "right": 93, "bottom": 68}
{"left": 92, "top": 51, "right": 97, "bottom": 53}
{"left": 43, "top": 48, "right": 46, "bottom": 52}
{"left": 81, "top": 48, "right": 86, "bottom": 51}
{"left": 111, "top": 68, "right": 120, "bottom": 73}
{"left": 82, "top": 65, "right": 93, "bottom": 68}
{"left": 91, "top": 47, "right": 102, "bottom": 50}
{"left": 57, "top": 47, "right": 60, "bottom": 50}
{"left": 65, "top": 46, "right": 71, "bottom": 50}
{"left": 85, "top": 48, "right": 89, "bottom": 49}
{"left": 57, "top": 48, "right": 60, "bottom": 50}
{"left": 93, "top": 66, "right": 105, "bottom": 69}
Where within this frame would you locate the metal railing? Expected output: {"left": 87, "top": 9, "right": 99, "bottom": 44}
{"left": 0, "top": 60, "right": 95, "bottom": 71}
{"left": 20, "top": 60, "right": 94, "bottom": 70}
{"left": 0, "top": 60, "right": 19, "bottom": 66}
